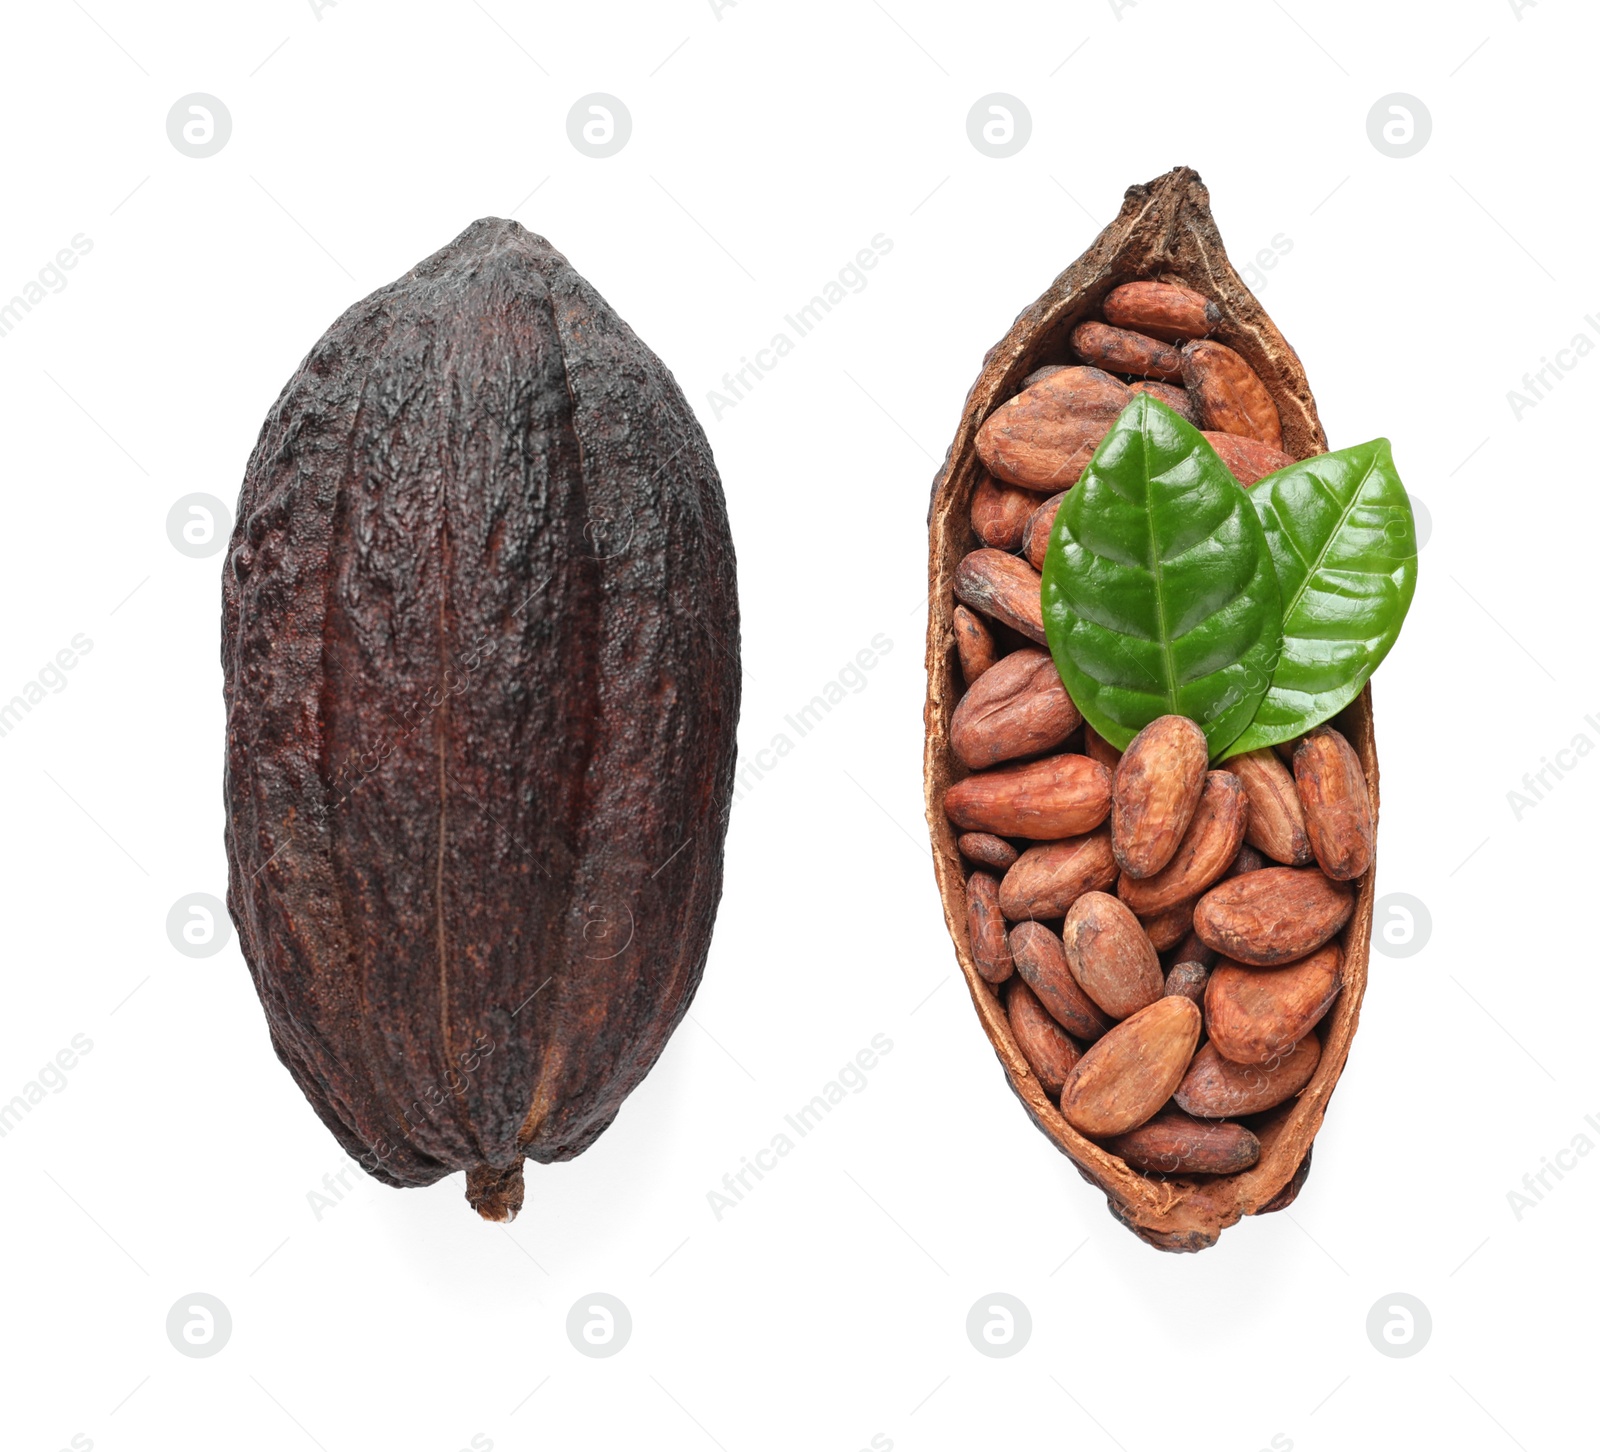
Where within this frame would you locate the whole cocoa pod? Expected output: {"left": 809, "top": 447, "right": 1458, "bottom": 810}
{"left": 222, "top": 220, "right": 741, "bottom": 1221}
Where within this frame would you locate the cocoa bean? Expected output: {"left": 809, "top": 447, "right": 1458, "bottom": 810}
{"left": 1071, "top": 321, "right": 1184, "bottom": 381}
{"left": 1104, "top": 1108, "right": 1260, "bottom": 1175}
{"left": 1293, "top": 726, "right": 1374, "bottom": 881}
{"left": 1022, "top": 491, "right": 1065, "bottom": 570}
{"left": 1170, "top": 930, "right": 1216, "bottom": 969}
{"left": 1118, "top": 771, "right": 1248, "bottom": 916}
{"left": 974, "top": 366, "right": 1130, "bottom": 490}
{"left": 1010, "top": 921, "right": 1113, "bottom": 1042}
{"left": 1227, "top": 844, "right": 1266, "bottom": 879}
{"left": 1203, "top": 431, "right": 1294, "bottom": 486}
{"left": 943, "top": 752, "right": 1112, "bottom": 839}
{"left": 1102, "top": 280, "right": 1221, "bottom": 342}
{"left": 999, "top": 829, "right": 1119, "bottom": 921}
{"left": 1174, "top": 1035, "right": 1321, "bottom": 1118}
{"left": 949, "top": 648, "right": 1082, "bottom": 769}
{"left": 954, "top": 548, "right": 1046, "bottom": 644}
{"left": 1060, "top": 997, "right": 1201, "bottom": 1137}
{"left": 1112, "top": 715, "right": 1209, "bottom": 879}
{"left": 966, "top": 872, "right": 1013, "bottom": 984}
{"left": 1006, "top": 978, "right": 1083, "bottom": 1095}
{"left": 1225, "top": 748, "right": 1313, "bottom": 866}
{"left": 1083, "top": 723, "right": 1123, "bottom": 774}
{"left": 971, "top": 474, "right": 1039, "bottom": 550}
{"left": 952, "top": 605, "right": 998, "bottom": 685}
{"left": 1128, "top": 380, "right": 1200, "bottom": 425}
{"left": 1205, "top": 944, "right": 1342, "bottom": 1067}
{"left": 1061, "top": 890, "right": 1163, "bottom": 1019}
{"left": 1164, "top": 960, "right": 1209, "bottom": 1005}
{"left": 1140, "top": 899, "right": 1194, "bottom": 951}
{"left": 958, "top": 832, "right": 1019, "bottom": 872}
{"left": 1193, "top": 867, "right": 1354, "bottom": 966}
{"left": 1181, "top": 340, "right": 1283, "bottom": 449}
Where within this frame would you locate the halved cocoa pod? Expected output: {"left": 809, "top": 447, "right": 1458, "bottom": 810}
{"left": 957, "top": 831, "right": 1018, "bottom": 872}
{"left": 1060, "top": 996, "right": 1201, "bottom": 1137}
{"left": 970, "top": 474, "right": 1039, "bottom": 550}
{"left": 926, "top": 167, "right": 1375, "bottom": 1252}
{"left": 1140, "top": 898, "right": 1194, "bottom": 952}
{"left": 1105, "top": 1108, "right": 1260, "bottom": 1176}
{"left": 974, "top": 366, "right": 1130, "bottom": 490}
{"left": 1294, "top": 726, "right": 1374, "bottom": 881}
{"left": 1164, "top": 960, "right": 1209, "bottom": 1005}
{"left": 1061, "top": 891, "right": 1163, "bottom": 1019}
{"left": 1102, "top": 279, "right": 1220, "bottom": 342}
{"left": 1006, "top": 979, "right": 1083, "bottom": 1095}
{"left": 1128, "top": 380, "right": 1199, "bottom": 424}
{"left": 952, "top": 605, "right": 997, "bottom": 685}
{"left": 944, "top": 753, "right": 1111, "bottom": 839}
{"left": 1182, "top": 340, "right": 1283, "bottom": 448}
{"left": 949, "top": 648, "right": 1082, "bottom": 769}
{"left": 998, "top": 829, "right": 1118, "bottom": 921}
{"left": 1112, "top": 715, "right": 1209, "bottom": 879}
{"left": 1203, "top": 431, "right": 1294, "bottom": 486}
{"left": 1071, "top": 321, "right": 1183, "bottom": 381}
{"left": 1225, "top": 748, "right": 1313, "bottom": 866}
{"left": 966, "top": 872, "right": 1013, "bottom": 984}
{"left": 1193, "top": 867, "right": 1354, "bottom": 967}
{"left": 1083, "top": 723, "right": 1122, "bottom": 774}
{"left": 1205, "top": 944, "right": 1343, "bottom": 1067}
{"left": 953, "top": 548, "right": 1046, "bottom": 643}
{"left": 1175, "top": 1036, "right": 1321, "bottom": 1119}
{"left": 1118, "top": 770, "right": 1248, "bottom": 917}
{"left": 1010, "top": 920, "right": 1113, "bottom": 1043}
{"left": 1021, "top": 490, "right": 1066, "bottom": 570}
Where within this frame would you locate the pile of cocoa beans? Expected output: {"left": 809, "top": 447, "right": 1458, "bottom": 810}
{"left": 947, "top": 280, "right": 1373, "bottom": 1180}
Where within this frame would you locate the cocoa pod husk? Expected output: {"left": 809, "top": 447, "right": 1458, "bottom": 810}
{"left": 953, "top": 548, "right": 1047, "bottom": 643}
{"left": 1112, "top": 715, "right": 1209, "bottom": 879}
{"left": 958, "top": 832, "right": 1019, "bottom": 872}
{"left": 1060, "top": 997, "right": 1201, "bottom": 1137}
{"left": 1175, "top": 1036, "right": 1322, "bottom": 1119}
{"left": 1294, "top": 726, "right": 1375, "bottom": 881}
{"left": 925, "top": 167, "right": 1375, "bottom": 1252}
{"left": 970, "top": 474, "right": 1040, "bottom": 550}
{"left": 223, "top": 218, "right": 740, "bottom": 1222}
{"left": 1181, "top": 339, "right": 1284, "bottom": 449}
{"left": 1006, "top": 979, "right": 1084, "bottom": 1095}
{"left": 973, "top": 366, "right": 1130, "bottom": 490}
{"left": 1071, "top": 321, "right": 1183, "bottom": 381}
{"left": 1193, "top": 866, "right": 1354, "bottom": 967}
{"left": 1104, "top": 1108, "right": 1260, "bottom": 1176}
{"left": 1102, "top": 280, "right": 1221, "bottom": 342}
{"left": 1205, "top": 944, "right": 1342, "bottom": 1067}
{"left": 1118, "top": 770, "right": 1248, "bottom": 917}
{"left": 1010, "top": 920, "right": 1113, "bottom": 1043}
{"left": 998, "top": 829, "right": 1118, "bottom": 921}
{"left": 952, "top": 605, "right": 997, "bottom": 685}
{"left": 1128, "top": 380, "right": 1199, "bottom": 425}
{"left": 1225, "top": 748, "right": 1313, "bottom": 866}
{"left": 1021, "top": 490, "right": 1066, "bottom": 570}
{"left": 1061, "top": 890, "right": 1163, "bottom": 1019}
{"left": 949, "top": 648, "right": 1082, "bottom": 770}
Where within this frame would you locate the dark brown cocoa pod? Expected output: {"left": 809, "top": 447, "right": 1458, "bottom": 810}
{"left": 222, "top": 219, "right": 740, "bottom": 1222}
{"left": 926, "top": 167, "right": 1378, "bottom": 1253}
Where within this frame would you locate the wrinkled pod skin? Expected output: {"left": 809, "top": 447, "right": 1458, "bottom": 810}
{"left": 222, "top": 219, "right": 741, "bottom": 1221}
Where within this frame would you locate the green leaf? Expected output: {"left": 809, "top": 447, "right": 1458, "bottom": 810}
{"left": 1040, "top": 395, "right": 1283, "bottom": 757}
{"left": 1223, "top": 438, "right": 1418, "bottom": 757}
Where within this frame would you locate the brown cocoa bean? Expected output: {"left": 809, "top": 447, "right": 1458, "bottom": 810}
{"left": 1192, "top": 867, "right": 1354, "bottom": 966}
{"left": 974, "top": 366, "right": 1130, "bottom": 490}
{"left": 1227, "top": 844, "right": 1265, "bottom": 878}
{"left": 1021, "top": 491, "right": 1065, "bottom": 570}
{"left": 1180, "top": 340, "right": 1283, "bottom": 448}
{"left": 1006, "top": 978, "right": 1083, "bottom": 1095}
{"left": 958, "top": 832, "right": 1019, "bottom": 872}
{"left": 1060, "top": 996, "right": 1201, "bottom": 1137}
{"left": 1102, "top": 280, "right": 1221, "bottom": 342}
{"left": 1164, "top": 960, "right": 1209, "bottom": 1005}
{"left": 966, "top": 872, "right": 1013, "bottom": 984}
{"left": 1293, "top": 726, "right": 1374, "bottom": 881}
{"left": 953, "top": 548, "right": 1046, "bottom": 644}
{"left": 1071, "top": 321, "right": 1184, "bottom": 381}
{"left": 970, "top": 474, "right": 1039, "bottom": 550}
{"left": 1061, "top": 890, "right": 1163, "bottom": 1019}
{"left": 952, "top": 604, "right": 997, "bottom": 685}
{"left": 1104, "top": 1108, "right": 1260, "bottom": 1175}
{"left": 1174, "top": 1035, "right": 1321, "bottom": 1118}
{"left": 1203, "top": 431, "right": 1295, "bottom": 486}
{"left": 1112, "top": 715, "right": 1209, "bottom": 878}
{"left": 1022, "top": 364, "right": 1068, "bottom": 389}
{"left": 1128, "top": 380, "right": 1200, "bottom": 425}
{"left": 1225, "top": 748, "right": 1313, "bottom": 866}
{"left": 1010, "top": 921, "right": 1113, "bottom": 1042}
{"left": 999, "top": 829, "right": 1118, "bottom": 921}
{"left": 1119, "top": 771, "right": 1248, "bottom": 916}
{"left": 1205, "top": 943, "right": 1342, "bottom": 1067}
{"left": 1170, "top": 930, "right": 1216, "bottom": 969}
{"left": 949, "top": 648, "right": 1082, "bottom": 770}
{"left": 1083, "top": 723, "right": 1122, "bottom": 774}
{"left": 1140, "top": 899, "right": 1194, "bottom": 952}
{"left": 944, "top": 752, "right": 1112, "bottom": 840}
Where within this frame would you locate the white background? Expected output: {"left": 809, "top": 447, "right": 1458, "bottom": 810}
{"left": 1, "top": 2, "right": 1594, "bottom": 1449}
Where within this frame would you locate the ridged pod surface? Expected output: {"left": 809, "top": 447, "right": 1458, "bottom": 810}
{"left": 222, "top": 219, "right": 740, "bottom": 1220}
